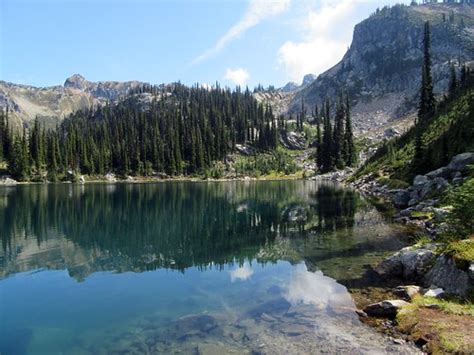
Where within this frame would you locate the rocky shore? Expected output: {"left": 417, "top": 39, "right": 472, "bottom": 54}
{"left": 349, "top": 153, "right": 474, "bottom": 353}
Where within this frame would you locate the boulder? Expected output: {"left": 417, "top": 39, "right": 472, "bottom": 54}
{"left": 363, "top": 300, "right": 409, "bottom": 318}
{"left": 393, "top": 285, "right": 421, "bottom": 300}
{"left": 384, "top": 127, "right": 400, "bottom": 138}
{"left": 424, "top": 288, "right": 445, "bottom": 298}
{"left": 447, "top": 152, "right": 474, "bottom": 172}
{"left": 413, "top": 175, "right": 429, "bottom": 186}
{"left": 235, "top": 144, "right": 256, "bottom": 156}
{"left": 79, "top": 175, "right": 86, "bottom": 184}
{"left": 0, "top": 177, "right": 18, "bottom": 185}
{"left": 420, "top": 178, "right": 449, "bottom": 199}
{"left": 426, "top": 166, "right": 450, "bottom": 179}
{"left": 424, "top": 256, "right": 472, "bottom": 297}
{"left": 280, "top": 131, "right": 306, "bottom": 150}
{"left": 392, "top": 190, "right": 411, "bottom": 208}
{"left": 452, "top": 172, "right": 464, "bottom": 185}
{"left": 469, "top": 263, "right": 474, "bottom": 280}
{"left": 105, "top": 173, "right": 117, "bottom": 182}
{"left": 375, "top": 244, "right": 439, "bottom": 281}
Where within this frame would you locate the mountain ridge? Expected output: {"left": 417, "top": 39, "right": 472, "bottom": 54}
{"left": 1, "top": 3, "right": 473, "bottom": 134}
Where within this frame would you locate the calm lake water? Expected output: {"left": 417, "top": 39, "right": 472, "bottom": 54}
{"left": 0, "top": 181, "right": 417, "bottom": 354}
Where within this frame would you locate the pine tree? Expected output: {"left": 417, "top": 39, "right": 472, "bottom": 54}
{"left": 316, "top": 121, "right": 323, "bottom": 170}
{"left": 417, "top": 21, "right": 436, "bottom": 124}
{"left": 321, "top": 100, "right": 334, "bottom": 173}
{"left": 449, "top": 63, "right": 457, "bottom": 98}
{"left": 333, "top": 95, "right": 345, "bottom": 169}
{"left": 343, "top": 94, "right": 357, "bottom": 167}
{"left": 413, "top": 128, "right": 425, "bottom": 174}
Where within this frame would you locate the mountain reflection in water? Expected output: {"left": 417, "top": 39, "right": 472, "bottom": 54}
{"left": 0, "top": 181, "right": 416, "bottom": 354}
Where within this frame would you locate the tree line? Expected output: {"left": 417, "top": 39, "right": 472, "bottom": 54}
{"left": 413, "top": 20, "right": 474, "bottom": 174}
{"left": 1, "top": 84, "right": 285, "bottom": 180}
{"left": 315, "top": 94, "right": 357, "bottom": 173}
{"left": 0, "top": 83, "right": 357, "bottom": 181}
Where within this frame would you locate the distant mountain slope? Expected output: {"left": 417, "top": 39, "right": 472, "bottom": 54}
{"left": 0, "top": 74, "right": 145, "bottom": 128}
{"left": 289, "top": 3, "right": 474, "bottom": 132}
{"left": 355, "top": 86, "right": 474, "bottom": 183}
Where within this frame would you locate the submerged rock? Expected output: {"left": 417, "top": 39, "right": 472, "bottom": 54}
{"left": 363, "top": 300, "right": 409, "bottom": 318}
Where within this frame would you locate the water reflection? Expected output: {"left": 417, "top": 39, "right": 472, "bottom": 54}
{"left": 0, "top": 181, "right": 416, "bottom": 354}
{"left": 285, "top": 263, "right": 355, "bottom": 311}
{"left": 1, "top": 181, "right": 364, "bottom": 280}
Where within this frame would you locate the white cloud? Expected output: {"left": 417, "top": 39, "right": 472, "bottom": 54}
{"left": 230, "top": 262, "right": 254, "bottom": 282}
{"left": 192, "top": 0, "right": 291, "bottom": 64}
{"left": 277, "top": 0, "right": 358, "bottom": 83}
{"left": 224, "top": 68, "right": 250, "bottom": 87}
{"left": 284, "top": 263, "right": 355, "bottom": 311}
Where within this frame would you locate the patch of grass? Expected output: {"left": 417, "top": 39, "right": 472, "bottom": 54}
{"left": 397, "top": 295, "right": 474, "bottom": 353}
{"left": 410, "top": 210, "right": 434, "bottom": 220}
{"left": 410, "top": 295, "right": 474, "bottom": 317}
{"left": 414, "top": 235, "right": 433, "bottom": 246}
{"left": 445, "top": 237, "right": 474, "bottom": 270}
{"left": 439, "top": 330, "right": 467, "bottom": 353}
{"left": 376, "top": 177, "right": 411, "bottom": 189}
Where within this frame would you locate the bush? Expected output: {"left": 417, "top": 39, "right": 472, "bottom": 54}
{"left": 449, "top": 178, "right": 474, "bottom": 236}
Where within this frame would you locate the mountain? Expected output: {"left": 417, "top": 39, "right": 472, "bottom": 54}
{"left": 0, "top": 74, "right": 145, "bottom": 128}
{"left": 288, "top": 2, "right": 474, "bottom": 132}
{"left": 1, "top": 3, "right": 473, "bottom": 135}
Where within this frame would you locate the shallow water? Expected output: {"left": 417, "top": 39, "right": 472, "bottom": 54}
{"left": 0, "top": 181, "right": 417, "bottom": 354}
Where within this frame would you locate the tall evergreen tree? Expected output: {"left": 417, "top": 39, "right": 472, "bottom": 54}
{"left": 343, "top": 94, "right": 357, "bottom": 167}
{"left": 449, "top": 63, "right": 457, "bottom": 98}
{"left": 333, "top": 95, "right": 345, "bottom": 169}
{"left": 321, "top": 100, "right": 334, "bottom": 173}
{"left": 418, "top": 21, "right": 436, "bottom": 124}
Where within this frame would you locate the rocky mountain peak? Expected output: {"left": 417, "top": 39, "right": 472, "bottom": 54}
{"left": 301, "top": 74, "right": 316, "bottom": 86}
{"left": 288, "top": 2, "right": 474, "bottom": 132}
{"left": 64, "top": 74, "right": 88, "bottom": 90}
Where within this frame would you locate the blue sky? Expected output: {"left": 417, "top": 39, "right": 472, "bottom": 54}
{"left": 0, "top": 0, "right": 410, "bottom": 88}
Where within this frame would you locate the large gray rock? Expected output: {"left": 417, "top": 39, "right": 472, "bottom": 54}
{"left": 375, "top": 244, "right": 439, "bottom": 281}
{"left": 447, "top": 152, "right": 474, "bottom": 172}
{"left": 0, "top": 177, "right": 18, "bottom": 185}
{"left": 392, "top": 190, "right": 411, "bottom": 208}
{"left": 413, "top": 175, "right": 429, "bottom": 186}
{"left": 425, "top": 166, "right": 450, "bottom": 179}
{"left": 280, "top": 131, "right": 306, "bottom": 150}
{"left": 363, "top": 300, "right": 409, "bottom": 318}
{"left": 409, "top": 177, "right": 449, "bottom": 205}
{"left": 424, "top": 256, "right": 472, "bottom": 297}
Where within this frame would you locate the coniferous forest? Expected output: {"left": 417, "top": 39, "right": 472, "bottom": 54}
{"left": 0, "top": 83, "right": 356, "bottom": 181}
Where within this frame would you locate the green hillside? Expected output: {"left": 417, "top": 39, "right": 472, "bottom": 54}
{"left": 355, "top": 87, "right": 474, "bottom": 183}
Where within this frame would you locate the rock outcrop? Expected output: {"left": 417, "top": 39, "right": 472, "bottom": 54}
{"left": 288, "top": 3, "right": 474, "bottom": 132}
{"left": 375, "top": 243, "right": 439, "bottom": 281}
{"left": 0, "top": 74, "right": 146, "bottom": 128}
{"left": 425, "top": 256, "right": 473, "bottom": 297}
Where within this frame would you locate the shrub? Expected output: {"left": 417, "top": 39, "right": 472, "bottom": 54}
{"left": 448, "top": 178, "right": 474, "bottom": 236}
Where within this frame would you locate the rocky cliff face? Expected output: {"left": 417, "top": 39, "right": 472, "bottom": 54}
{"left": 289, "top": 3, "right": 474, "bottom": 132}
{"left": 0, "top": 74, "right": 145, "bottom": 128}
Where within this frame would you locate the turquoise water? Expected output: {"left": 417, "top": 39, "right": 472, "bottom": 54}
{"left": 0, "top": 181, "right": 414, "bottom": 354}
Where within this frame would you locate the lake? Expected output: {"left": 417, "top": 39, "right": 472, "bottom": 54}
{"left": 0, "top": 181, "right": 416, "bottom": 354}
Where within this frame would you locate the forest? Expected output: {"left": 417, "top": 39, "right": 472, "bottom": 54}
{"left": 0, "top": 83, "right": 356, "bottom": 181}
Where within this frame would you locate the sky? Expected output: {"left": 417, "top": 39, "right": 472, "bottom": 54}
{"left": 0, "top": 0, "right": 411, "bottom": 89}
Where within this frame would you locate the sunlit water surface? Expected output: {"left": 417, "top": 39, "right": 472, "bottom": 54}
{"left": 0, "top": 181, "right": 417, "bottom": 354}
